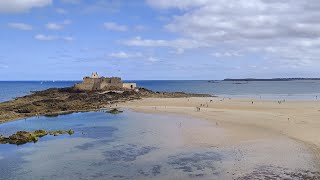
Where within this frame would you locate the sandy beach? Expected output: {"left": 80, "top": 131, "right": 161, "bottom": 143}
{"left": 119, "top": 97, "right": 320, "bottom": 168}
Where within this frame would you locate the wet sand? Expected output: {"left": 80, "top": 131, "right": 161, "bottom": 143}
{"left": 119, "top": 97, "right": 320, "bottom": 171}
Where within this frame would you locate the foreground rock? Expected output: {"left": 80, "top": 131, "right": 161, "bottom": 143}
{"left": 0, "top": 129, "right": 74, "bottom": 145}
{"left": 0, "top": 87, "right": 211, "bottom": 123}
{"left": 50, "top": 129, "right": 74, "bottom": 136}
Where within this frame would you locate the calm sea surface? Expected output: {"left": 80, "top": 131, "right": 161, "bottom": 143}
{"left": 1, "top": 80, "right": 320, "bottom": 102}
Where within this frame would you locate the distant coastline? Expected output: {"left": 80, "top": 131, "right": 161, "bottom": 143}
{"left": 223, "top": 78, "right": 320, "bottom": 81}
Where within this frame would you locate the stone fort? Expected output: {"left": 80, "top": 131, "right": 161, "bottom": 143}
{"left": 74, "top": 72, "right": 136, "bottom": 91}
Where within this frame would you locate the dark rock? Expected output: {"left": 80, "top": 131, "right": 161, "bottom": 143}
{"left": 106, "top": 108, "right": 123, "bottom": 114}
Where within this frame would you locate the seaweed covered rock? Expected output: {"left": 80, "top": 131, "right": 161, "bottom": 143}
{"left": 49, "top": 129, "right": 74, "bottom": 136}
{"left": 6, "top": 131, "right": 39, "bottom": 145}
{"left": 0, "top": 129, "right": 75, "bottom": 145}
{"left": 106, "top": 108, "right": 123, "bottom": 114}
{"left": 33, "top": 129, "right": 48, "bottom": 137}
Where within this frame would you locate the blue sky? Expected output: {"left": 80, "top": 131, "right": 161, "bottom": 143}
{"left": 1, "top": 0, "right": 320, "bottom": 80}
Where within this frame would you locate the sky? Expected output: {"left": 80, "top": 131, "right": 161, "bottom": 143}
{"left": 1, "top": 0, "right": 320, "bottom": 80}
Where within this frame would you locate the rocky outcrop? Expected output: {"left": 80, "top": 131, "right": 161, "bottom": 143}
{"left": 0, "top": 129, "right": 74, "bottom": 145}
{"left": 0, "top": 87, "right": 211, "bottom": 123}
{"left": 106, "top": 108, "right": 123, "bottom": 114}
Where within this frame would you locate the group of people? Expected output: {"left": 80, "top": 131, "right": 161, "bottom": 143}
{"left": 196, "top": 100, "right": 214, "bottom": 111}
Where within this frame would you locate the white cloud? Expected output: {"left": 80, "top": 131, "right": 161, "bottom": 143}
{"left": 0, "top": 0, "right": 52, "bottom": 13}
{"left": 60, "top": 0, "right": 81, "bottom": 4}
{"left": 56, "top": 8, "right": 67, "bottom": 14}
{"left": 146, "top": 0, "right": 320, "bottom": 67}
{"left": 34, "top": 34, "right": 74, "bottom": 41}
{"left": 35, "top": 34, "right": 57, "bottom": 41}
{"left": 123, "top": 36, "right": 208, "bottom": 52}
{"left": 46, "top": 23, "right": 63, "bottom": 30}
{"left": 62, "top": 37, "right": 74, "bottom": 41}
{"left": 146, "top": 0, "right": 209, "bottom": 9}
{"left": 147, "top": 57, "right": 159, "bottom": 62}
{"left": 103, "top": 22, "right": 127, "bottom": 32}
{"left": 45, "top": 20, "right": 71, "bottom": 30}
{"left": 211, "top": 51, "right": 242, "bottom": 58}
{"left": 108, "top": 51, "right": 143, "bottom": 59}
{"left": 134, "top": 25, "right": 148, "bottom": 31}
{"left": 83, "top": 0, "right": 121, "bottom": 13}
{"left": 8, "top": 23, "right": 33, "bottom": 30}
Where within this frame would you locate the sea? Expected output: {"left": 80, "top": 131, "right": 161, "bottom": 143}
{"left": 1, "top": 80, "right": 320, "bottom": 179}
{"left": 1, "top": 80, "right": 320, "bottom": 102}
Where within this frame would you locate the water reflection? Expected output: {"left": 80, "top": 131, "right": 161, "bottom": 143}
{"left": 103, "top": 144, "right": 158, "bottom": 162}
{"left": 168, "top": 152, "right": 222, "bottom": 176}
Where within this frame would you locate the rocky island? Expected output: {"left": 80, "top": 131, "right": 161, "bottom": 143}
{"left": 0, "top": 73, "right": 210, "bottom": 124}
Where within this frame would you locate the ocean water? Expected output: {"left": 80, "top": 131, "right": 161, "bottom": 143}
{"left": 1, "top": 80, "right": 320, "bottom": 102}
{"left": 0, "top": 81, "right": 79, "bottom": 102}
{"left": 135, "top": 80, "right": 320, "bottom": 100}
{"left": 0, "top": 111, "right": 317, "bottom": 179}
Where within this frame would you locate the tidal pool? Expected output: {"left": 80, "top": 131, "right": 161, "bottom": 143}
{"left": 0, "top": 110, "right": 318, "bottom": 179}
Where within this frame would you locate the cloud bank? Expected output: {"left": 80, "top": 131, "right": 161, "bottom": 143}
{"left": 0, "top": 0, "right": 52, "bottom": 13}
{"left": 146, "top": 0, "right": 320, "bottom": 68}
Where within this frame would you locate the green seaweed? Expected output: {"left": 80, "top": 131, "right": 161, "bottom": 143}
{"left": 67, "top": 129, "right": 75, "bottom": 135}
{"left": 33, "top": 130, "right": 48, "bottom": 137}
{"left": 49, "top": 129, "right": 74, "bottom": 136}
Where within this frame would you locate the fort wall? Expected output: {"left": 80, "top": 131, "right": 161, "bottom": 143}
{"left": 74, "top": 73, "right": 134, "bottom": 91}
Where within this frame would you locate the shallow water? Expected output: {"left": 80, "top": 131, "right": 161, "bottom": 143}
{"left": 0, "top": 110, "right": 318, "bottom": 179}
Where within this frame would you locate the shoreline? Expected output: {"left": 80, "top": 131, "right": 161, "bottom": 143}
{"left": 0, "top": 87, "right": 210, "bottom": 124}
{"left": 118, "top": 97, "right": 320, "bottom": 169}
